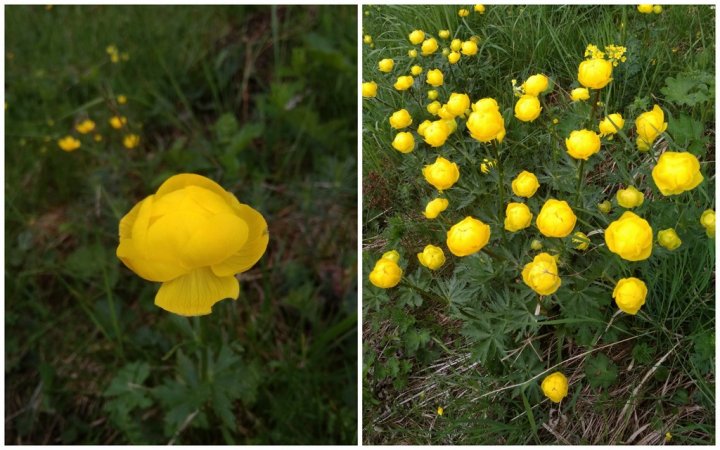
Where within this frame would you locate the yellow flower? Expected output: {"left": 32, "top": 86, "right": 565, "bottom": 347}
{"left": 701, "top": 209, "right": 715, "bottom": 238}
{"left": 504, "top": 202, "right": 533, "bottom": 232}
{"left": 427, "top": 89, "right": 439, "bottom": 100}
{"left": 109, "top": 115, "right": 127, "bottom": 129}
{"left": 657, "top": 228, "right": 682, "bottom": 250}
{"left": 437, "top": 406, "right": 444, "bottom": 416}
{"left": 447, "top": 51, "right": 461, "bottom": 64}
{"left": 123, "top": 134, "right": 140, "bottom": 149}
{"left": 458, "top": 8, "right": 470, "bottom": 17}
{"left": 605, "top": 211, "right": 653, "bottom": 261}
{"left": 578, "top": 58, "right": 613, "bottom": 89}
{"left": 461, "top": 40, "right": 478, "bottom": 56}
{"left": 437, "top": 105, "right": 455, "bottom": 120}
{"left": 417, "top": 120, "right": 432, "bottom": 137}
{"left": 369, "top": 257, "right": 403, "bottom": 289}
{"left": 570, "top": 87, "right": 590, "bottom": 102}
{"left": 480, "top": 158, "right": 496, "bottom": 174}
{"left": 116, "top": 174, "right": 269, "bottom": 316}
{"left": 391, "top": 132, "right": 415, "bottom": 154}
{"left": 616, "top": 186, "right": 644, "bottom": 209}
{"left": 536, "top": 199, "right": 576, "bottom": 238}
{"left": 637, "top": 4, "right": 654, "bottom": 13}
{"left": 514, "top": 94, "right": 542, "bottom": 122}
{"left": 389, "top": 109, "right": 413, "bottom": 129}
{"left": 93, "top": 133, "right": 103, "bottom": 142}
{"left": 446, "top": 216, "right": 491, "bottom": 257}
{"left": 378, "top": 58, "right": 394, "bottom": 73}
{"left": 117, "top": 94, "right": 127, "bottom": 104}
{"left": 408, "top": 49, "right": 418, "bottom": 58}
{"left": 572, "top": 231, "right": 590, "bottom": 250}
{"left": 438, "top": 29, "right": 450, "bottom": 39}
{"left": 613, "top": 277, "right": 648, "bottom": 315}
{"left": 511, "top": 170, "right": 540, "bottom": 198}
{"left": 665, "top": 432, "right": 672, "bottom": 442}
{"left": 467, "top": 99, "right": 505, "bottom": 143}
{"left": 362, "top": 81, "right": 378, "bottom": 98}
{"left": 427, "top": 101, "right": 442, "bottom": 116}
{"left": 423, "top": 120, "right": 451, "bottom": 147}
{"left": 474, "top": 4, "right": 485, "bottom": 13}
{"left": 363, "top": 34, "right": 373, "bottom": 45}
{"left": 426, "top": 69, "right": 444, "bottom": 87}
{"left": 541, "top": 372, "right": 568, "bottom": 403}
{"left": 424, "top": 198, "right": 449, "bottom": 219}
{"left": 75, "top": 119, "right": 95, "bottom": 134}
{"left": 394, "top": 75, "right": 415, "bottom": 91}
{"left": 421, "top": 37, "right": 439, "bottom": 56}
{"left": 530, "top": 239, "right": 543, "bottom": 251}
{"left": 565, "top": 129, "right": 601, "bottom": 160}
{"left": 58, "top": 136, "right": 81, "bottom": 152}
{"left": 417, "top": 244, "right": 446, "bottom": 270}
{"left": 651, "top": 151, "right": 703, "bottom": 196}
{"left": 444, "top": 119, "right": 458, "bottom": 134}
{"left": 635, "top": 105, "right": 668, "bottom": 148}
{"left": 522, "top": 74, "right": 549, "bottom": 96}
{"left": 410, "top": 65, "right": 423, "bottom": 76}
{"left": 447, "top": 93, "right": 470, "bottom": 117}
{"left": 381, "top": 250, "right": 401, "bottom": 263}
{"left": 653, "top": 5, "right": 663, "bottom": 14}
{"left": 598, "top": 200, "right": 612, "bottom": 214}
{"left": 408, "top": 30, "right": 425, "bottom": 45}
{"left": 598, "top": 113, "right": 625, "bottom": 137}
{"left": 450, "top": 38, "right": 462, "bottom": 52}
{"left": 423, "top": 156, "right": 460, "bottom": 191}
{"left": 522, "top": 253, "right": 561, "bottom": 295}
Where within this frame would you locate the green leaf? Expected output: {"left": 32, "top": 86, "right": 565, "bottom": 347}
{"left": 660, "top": 72, "right": 714, "bottom": 107}
{"left": 584, "top": 353, "right": 618, "bottom": 389}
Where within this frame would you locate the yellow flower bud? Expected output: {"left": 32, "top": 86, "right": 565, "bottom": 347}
{"left": 362, "top": 81, "right": 378, "bottom": 98}
{"left": 392, "top": 132, "right": 415, "bottom": 153}
{"left": 421, "top": 37, "right": 439, "bottom": 56}
{"left": 536, "top": 199, "right": 576, "bottom": 238}
{"left": 437, "top": 104, "right": 456, "bottom": 120}
{"left": 58, "top": 136, "right": 81, "bottom": 152}
{"left": 450, "top": 39, "right": 462, "bottom": 52}
{"left": 598, "top": 113, "right": 625, "bottom": 136}
{"left": 613, "top": 277, "right": 647, "bottom": 315}
{"left": 504, "top": 202, "right": 533, "bottom": 232}
{"left": 427, "top": 89, "right": 439, "bottom": 100}
{"left": 572, "top": 231, "right": 590, "bottom": 250}
{"left": 393, "top": 75, "right": 414, "bottom": 91}
{"left": 514, "top": 94, "right": 542, "bottom": 122}
{"left": 378, "top": 58, "right": 395, "bottom": 73}
{"left": 530, "top": 239, "right": 543, "bottom": 251}
{"left": 363, "top": 34, "right": 373, "bottom": 45}
{"left": 123, "top": 134, "right": 140, "bottom": 149}
{"left": 427, "top": 101, "right": 442, "bottom": 116}
{"left": 605, "top": 211, "right": 653, "bottom": 261}
{"left": 701, "top": 209, "right": 715, "bottom": 238}
{"left": 408, "top": 49, "right": 418, "bottom": 58}
{"left": 511, "top": 170, "right": 540, "bottom": 198}
{"left": 637, "top": 4, "right": 654, "bottom": 13}
{"left": 653, "top": 5, "right": 663, "bottom": 14}
{"left": 635, "top": 105, "right": 667, "bottom": 146}
{"left": 541, "top": 372, "right": 568, "bottom": 403}
{"left": 423, "top": 120, "right": 451, "bottom": 147}
{"left": 426, "top": 69, "right": 444, "bottom": 87}
{"left": 460, "top": 40, "right": 478, "bottom": 56}
{"left": 651, "top": 151, "right": 703, "bottom": 196}
{"left": 442, "top": 48, "right": 450, "bottom": 56}
{"left": 522, "top": 74, "right": 549, "bottom": 96}
{"left": 458, "top": 8, "right": 470, "bottom": 17}
{"left": 75, "top": 119, "right": 96, "bottom": 134}
{"left": 446, "top": 216, "right": 491, "bottom": 257}
{"left": 578, "top": 57, "right": 613, "bottom": 89}
{"left": 474, "top": 4, "right": 485, "bottom": 13}
{"left": 522, "top": 253, "right": 561, "bottom": 295}
{"left": 417, "top": 244, "right": 446, "bottom": 270}
{"left": 424, "top": 198, "right": 449, "bottom": 219}
{"left": 389, "top": 109, "right": 413, "bottom": 129}
{"left": 616, "top": 186, "right": 644, "bottom": 209}
{"left": 657, "top": 228, "right": 682, "bottom": 250}
{"left": 417, "top": 120, "right": 432, "bottom": 137}
{"left": 598, "top": 200, "right": 612, "bottom": 214}
{"left": 446, "top": 93, "right": 470, "bottom": 117}
{"left": 408, "top": 30, "right": 425, "bottom": 45}
{"left": 109, "top": 115, "right": 127, "bottom": 129}
{"left": 369, "top": 258, "right": 403, "bottom": 289}
{"left": 423, "top": 156, "right": 460, "bottom": 191}
{"left": 448, "top": 51, "right": 461, "bottom": 64}
{"left": 565, "top": 129, "right": 601, "bottom": 160}
{"left": 381, "top": 250, "right": 401, "bottom": 262}
{"left": 410, "top": 65, "right": 423, "bottom": 76}
{"left": 570, "top": 87, "right": 590, "bottom": 102}
{"left": 438, "top": 29, "right": 450, "bottom": 39}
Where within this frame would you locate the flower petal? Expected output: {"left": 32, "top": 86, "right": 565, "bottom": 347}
{"left": 211, "top": 205, "right": 269, "bottom": 277}
{"left": 155, "top": 173, "right": 229, "bottom": 200}
{"left": 155, "top": 267, "right": 239, "bottom": 316}
{"left": 183, "top": 213, "right": 249, "bottom": 268}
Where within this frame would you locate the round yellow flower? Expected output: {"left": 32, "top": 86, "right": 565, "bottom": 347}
{"left": 410, "top": 65, "right": 423, "bottom": 76}
{"left": 421, "top": 37, "right": 439, "bottom": 56}
{"left": 653, "top": 5, "right": 663, "bottom": 13}
{"left": 598, "top": 200, "right": 612, "bottom": 214}
{"left": 701, "top": 209, "right": 715, "bottom": 238}
{"left": 474, "top": 4, "right": 485, "bottom": 13}
{"left": 635, "top": 105, "right": 668, "bottom": 148}
{"left": 408, "top": 49, "right": 418, "bottom": 58}
{"left": 408, "top": 30, "right": 425, "bottom": 45}
{"left": 417, "top": 120, "right": 432, "bottom": 137}
{"left": 378, "top": 58, "right": 395, "bottom": 73}
{"left": 381, "top": 250, "right": 401, "bottom": 263}
{"left": 467, "top": 101, "right": 505, "bottom": 143}
{"left": 637, "top": 4, "right": 653, "bottom": 13}
{"left": 578, "top": 58, "right": 613, "bottom": 89}
{"left": 536, "top": 199, "right": 576, "bottom": 238}
{"left": 117, "top": 94, "right": 128, "bottom": 104}
{"left": 605, "top": 211, "right": 653, "bottom": 261}
{"left": 75, "top": 119, "right": 96, "bottom": 134}
{"left": 460, "top": 40, "right": 478, "bottom": 56}
{"left": 417, "top": 245, "right": 446, "bottom": 270}
{"left": 522, "top": 253, "right": 561, "bottom": 295}
{"left": 393, "top": 75, "right": 414, "bottom": 91}
{"left": 389, "top": 109, "right": 413, "bottom": 129}
{"left": 598, "top": 113, "right": 625, "bottom": 136}
{"left": 541, "top": 372, "right": 568, "bottom": 403}
{"left": 565, "top": 129, "right": 601, "bottom": 160}
{"left": 657, "top": 228, "right": 682, "bottom": 251}
{"left": 427, "top": 89, "right": 439, "bottom": 100}
{"left": 363, "top": 34, "right": 372, "bottom": 45}
{"left": 651, "top": 151, "right": 703, "bottom": 196}
{"left": 424, "top": 198, "right": 449, "bottom": 219}
{"left": 613, "top": 277, "right": 647, "bottom": 315}
{"left": 392, "top": 132, "right": 415, "bottom": 153}
{"left": 438, "top": 29, "right": 450, "bottom": 39}
{"left": 426, "top": 69, "right": 444, "bottom": 87}
{"left": 572, "top": 231, "right": 590, "bottom": 250}
{"left": 446, "top": 216, "right": 491, "bottom": 257}
{"left": 511, "top": 170, "right": 540, "bottom": 198}
{"left": 570, "top": 87, "right": 590, "bottom": 102}
{"left": 109, "top": 115, "right": 128, "bottom": 129}
{"left": 458, "top": 8, "right": 470, "bottom": 17}
{"left": 514, "top": 94, "right": 542, "bottom": 122}
{"left": 437, "top": 105, "right": 455, "bottom": 120}
{"left": 423, "top": 120, "right": 451, "bottom": 147}
{"left": 423, "top": 156, "right": 460, "bottom": 191}
{"left": 369, "top": 257, "right": 403, "bottom": 289}
{"left": 616, "top": 186, "right": 644, "bottom": 209}
{"left": 447, "top": 51, "right": 461, "bottom": 64}
{"left": 504, "top": 202, "right": 533, "bottom": 232}
{"left": 450, "top": 38, "right": 462, "bottom": 52}
{"left": 123, "top": 134, "right": 140, "bottom": 149}
{"left": 58, "top": 136, "right": 81, "bottom": 152}
{"left": 530, "top": 239, "right": 543, "bottom": 251}
{"left": 427, "top": 101, "right": 442, "bottom": 116}
{"left": 362, "top": 81, "right": 378, "bottom": 98}
{"left": 522, "top": 74, "right": 549, "bottom": 96}
{"left": 447, "top": 93, "right": 470, "bottom": 117}
{"left": 116, "top": 173, "right": 269, "bottom": 316}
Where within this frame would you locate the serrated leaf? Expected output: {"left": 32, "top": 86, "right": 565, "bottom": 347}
{"left": 584, "top": 353, "right": 618, "bottom": 389}
{"left": 661, "top": 73, "right": 713, "bottom": 107}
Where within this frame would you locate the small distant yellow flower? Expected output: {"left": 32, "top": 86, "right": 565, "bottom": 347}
{"left": 93, "top": 133, "right": 103, "bottom": 142}
{"left": 427, "top": 89, "right": 438, "bottom": 100}
{"left": 410, "top": 65, "right": 423, "bottom": 76}
{"left": 653, "top": 5, "right": 663, "bottom": 14}
{"left": 75, "top": 119, "right": 96, "bottom": 134}
{"left": 552, "top": 118, "right": 559, "bottom": 124}
{"left": 664, "top": 432, "right": 672, "bottom": 442}
{"left": 438, "top": 30, "right": 450, "bottom": 39}
{"left": 362, "top": 81, "right": 378, "bottom": 98}
{"left": 426, "top": 69, "right": 444, "bottom": 87}
{"left": 408, "top": 30, "right": 425, "bottom": 45}
{"left": 110, "top": 53, "right": 120, "bottom": 63}
{"left": 514, "top": 94, "right": 542, "bottom": 122}
{"left": 109, "top": 115, "right": 128, "bottom": 129}
{"left": 616, "top": 186, "right": 644, "bottom": 209}
{"left": 446, "top": 216, "right": 491, "bottom": 257}
{"left": 613, "top": 277, "right": 648, "bottom": 315}
{"left": 637, "top": 4, "right": 654, "bottom": 14}
{"left": 511, "top": 170, "right": 540, "bottom": 198}
{"left": 106, "top": 44, "right": 118, "bottom": 55}
{"left": 700, "top": 209, "right": 715, "bottom": 238}
{"left": 423, "top": 156, "right": 460, "bottom": 191}
{"left": 474, "top": 4, "right": 485, "bottom": 13}
{"left": 522, "top": 74, "right": 549, "bottom": 96}
{"left": 605, "top": 211, "right": 653, "bottom": 261}
{"left": 541, "top": 372, "right": 568, "bottom": 403}
{"left": 522, "top": 253, "right": 561, "bottom": 295}
{"left": 458, "top": 8, "right": 470, "bottom": 17}
{"left": 123, "top": 134, "right": 140, "bottom": 149}
{"left": 408, "top": 49, "right": 418, "bottom": 58}
{"left": 469, "top": 35, "right": 481, "bottom": 44}
{"left": 378, "top": 58, "right": 394, "bottom": 73}
{"left": 417, "top": 245, "right": 446, "bottom": 270}
{"left": 369, "top": 257, "right": 403, "bottom": 289}
{"left": 393, "top": 75, "right": 414, "bottom": 91}
{"left": 392, "top": 132, "right": 415, "bottom": 153}
{"left": 421, "top": 37, "right": 439, "bottom": 56}
{"left": 448, "top": 51, "right": 461, "bottom": 64}
{"left": 530, "top": 239, "right": 543, "bottom": 251}
{"left": 58, "top": 136, "right": 81, "bottom": 152}
{"left": 117, "top": 94, "right": 128, "bottom": 104}
{"left": 389, "top": 109, "right": 413, "bottom": 129}
{"left": 571, "top": 87, "right": 590, "bottom": 102}
{"left": 461, "top": 40, "right": 478, "bottom": 56}
{"left": 437, "top": 407, "right": 444, "bottom": 416}
{"left": 536, "top": 199, "right": 576, "bottom": 238}
{"left": 450, "top": 39, "right": 462, "bottom": 52}
{"left": 572, "top": 231, "right": 590, "bottom": 250}
{"left": 651, "top": 151, "right": 703, "bottom": 196}
{"left": 565, "top": 129, "right": 601, "bottom": 160}
{"left": 658, "top": 228, "right": 682, "bottom": 251}
{"left": 598, "top": 113, "right": 625, "bottom": 137}
{"left": 424, "top": 198, "right": 449, "bottom": 219}
{"left": 363, "top": 34, "right": 373, "bottom": 45}
{"left": 598, "top": 200, "right": 612, "bottom": 214}
{"left": 480, "top": 158, "right": 496, "bottom": 174}
{"left": 504, "top": 202, "right": 533, "bottom": 232}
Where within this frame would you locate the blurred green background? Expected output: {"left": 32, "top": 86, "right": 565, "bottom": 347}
{"left": 5, "top": 5, "right": 357, "bottom": 444}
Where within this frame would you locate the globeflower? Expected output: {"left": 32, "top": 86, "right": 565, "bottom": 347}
{"left": 408, "top": 49, "right": 418, "bottom": 58}
{"left": 541, "top": 372, "right": 568, "bottom": 403}
{"left": 446, "top": 93, "right": 470, "bottom": 116}
{"left": 461, "top": 40, "right": 478, "bottom": 56}
{"left": 450, "top": 39, "right": 462, "bottom": 52}
{"left": 613, "top": 277, "right": 648, "bottom": 315}
{"left": 389, "top": 109, "right": 413, "bottom": 129}
{"left": 635, "top": 105, "right": 667, "bottom": 149}
{"left": 446, "top": 216, "right": 491, "bottom": 257}
{"left": 474, "top": 4, "right": 485, "bottom": 13}
{"left": 514, "top": 94, "right": 542, "bottom": 122}
{"left": 369, "top": 256, "right": 403, "bottom": 289}
{"left": 536, "top": 199, "right": 576, "bottom": 238}
{"left": 417, "top": 245, "right": 446, "bottom": 270}
{"left": 651, "top": 151, "right": 703, "bottom": 196}
{"left": 410, "top": 65, "right": 423, "bottom": 76}
{"left": 570, "top": 87, "right": 590, "bottom": 102}
{"left": 511, "top": 170, "right": 540, "bottom": 198}
{"left": 417, "top": 120, "right": 432, "bottom": 137}
{"left": 424, "top": 198, "right": 449, "bottom": 219}
{"left": 598, "top": 200, "right": 612, "bottom": 214}
{"left": 58, "top": 136, "right": 81, "bottom": 152}
{"left": 109, "top": 115, "right": 128, "bottom": 129}
{"left": 408, "top": 29, "right": 425, "bottom": 45}
{"left": 578, "top": 58, "right": 613, "bottom": 89}
{"left": 605, "top": 211, "right": 653, "bottom": 261}
{"left": 504, "top": 203, "right": 533, "bottom": 232}
{"left": 381, "top": 250, "right": 400, "bottom": 262}
{"left": 116, "top": 173, "right": 269, "bottom": 316}
{"left": 522, "top": 74, "right": 549, "bottom": 96}
{"left": 421, "top": 37, "right": 439, "bottom": 56}
{"left": 362, "top": 81, "right": 378, "bottom": 98}
{"left": 458, "top": 8, "right": 470, "bottom": 17}
{"left": 363, "top": 34, "right": 372, "bottom": 45}
{"left": 448, "top": 51, "right": 461, "bottom": 64}
{"left": 438, "top": 29, "right": 450, "bottom": 39}
{"left": 427, "top": 89, "right": 439, "bottom": 100}
{"left": 637, "top": 4, "right": 654, "bottom": 13}
{"left": 423, "top": 120, "right": 451, "bottom": 147}
{"left": 378, "top": 58, "right": 394, "bottom": 73}
{"left": 75, "top": 119, "right": 95, "bottom": 134}
{"left": 700, "top": 209, "right": 715, "bottom": 238}
{"left": 565, "top": 129, "right": 601, "bottom": 160}
{"left": 466, "top": 99, "right": 505, "bottom": 143}
{"left": 427, "top": 101, "right": 442, "bottom": 116}
{"left": 394, "top": 75, "right": 414, "bottom": 91}
{"left": 123, "top": 134, "right": 140, "bottom": 149}
{"left": 616, "top": 186, "right": 644, "bottom": 209}
{"left": 657, "top": 228, "right": 682, "bottom": 251}
{"left": 522, "top": 253, "right": 561, "bottom": 295}
{"left": 392, "top": 132, "right": 415, "bottom": 153}
{"left": 423, "top": 156, "right": 460, "bottom": 191}
{"left": 572, "top": 231, "right": 590, "bottom": 250}
{"left": 598, "top": 113, "right": 625, "bottom": 137}
{"left": 426, "top": 69, "right": 444, "bottom": 87}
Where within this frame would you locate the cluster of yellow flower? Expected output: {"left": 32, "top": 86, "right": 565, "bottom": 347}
{"left": 105, "top": 44, "right": 129, "bottom": 64}
{"left": 637, "top": 4, "right": 663, "bottom": 14}
{"left": 57, "top": 95, "right": 140, "bottom": 152}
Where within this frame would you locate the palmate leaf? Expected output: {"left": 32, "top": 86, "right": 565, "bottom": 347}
{"left": 584, "top": 353, "right": 618, "bottom": 389}
{"left": 461, "top": 315, "right": 508, "bottom": 367}
{"left": 661, "top": 71, "right": 714, "bottom": 107}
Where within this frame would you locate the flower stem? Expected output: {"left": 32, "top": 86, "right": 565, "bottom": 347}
{"left": 491, "top": 140, "right": 508, "bottom": 244}
{"left": 575, "top": 159, "right": 586, "bottom": 208}
{"left": 589, "top": 89, "right": 601, "bottom": 124}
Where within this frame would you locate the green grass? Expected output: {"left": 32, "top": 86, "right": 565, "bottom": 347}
{"left": 362, "top": 5, "right": 714, "bottom": 445}
{"left": 6, "top": 5, "right": 357, "bottom": 444}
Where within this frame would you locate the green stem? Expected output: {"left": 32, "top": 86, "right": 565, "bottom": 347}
{"left": 589, "top": 89, "right": 601, "bottom": 125}
{"left": 575, "top": 159, "right": 585, "bottom": 208}
{"left": 194, "top": 316, "right": 210, "bottom": 382}
{"left": 491, "top": 140, "right": 508, "bottom": 244}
